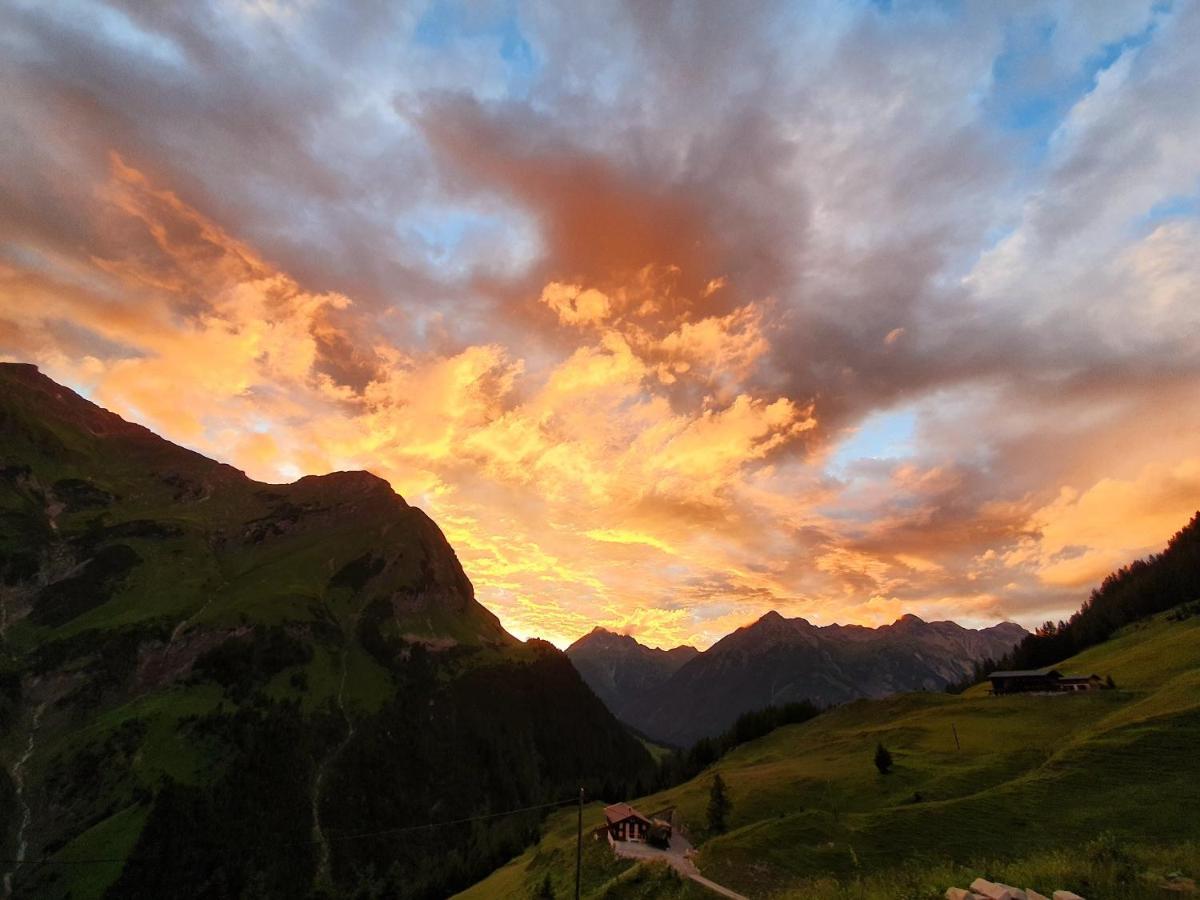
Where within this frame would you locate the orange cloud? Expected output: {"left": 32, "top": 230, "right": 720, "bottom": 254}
{"left": 5, "top": 149, "right": 1198, "bottom": 651}
{"left": 539, "top": 281, "right": 613, "bottom": 325}
{"left": 0, "top": 157, "right": 835, "bottom": 648}
{"left": 1008, "top": 458, "right": 1200, "bottom": 587}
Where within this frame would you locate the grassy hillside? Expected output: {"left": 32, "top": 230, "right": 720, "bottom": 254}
{"left": 458, "top": 608, "right": 1200, "bottom": 898}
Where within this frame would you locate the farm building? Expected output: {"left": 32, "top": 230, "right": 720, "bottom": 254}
{"left": 989, "top": 667, "right": 1063, "bottom": 694}
{"left": 603, "top": 803, "right": 651, "bottom": 843}
{"left": 989, "top": 668, "right": 1106, "bottom": 694}
{"left": 1058, "top": 673, "right": 1105, "bottom": 692}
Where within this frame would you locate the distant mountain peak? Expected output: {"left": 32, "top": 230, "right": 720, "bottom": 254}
{"left": 743, "top": 610, "right": 814, "bottom": 636}
{"left": 568, "top": 626, "right": 633, "bottom": 652}
{"left": 289, "top": 470, "right": 407, "bottom": 507}
{"left": 568, "top": 626, "right": 697, "bottom": 656}
{"left": 565, "top": 627, "right": 700, "bottom": 719}
{"left": 612, "top": 612, "right": 1029, "bottom": 746}
{"left": 753, "top": 609, "right": 814, "bottom": 627}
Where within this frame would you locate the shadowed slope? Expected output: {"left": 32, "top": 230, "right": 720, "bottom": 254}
{"left": 0, "top": 363, "right": 653, "bottom": 900}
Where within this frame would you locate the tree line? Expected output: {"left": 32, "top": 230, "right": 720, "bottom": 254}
{"left": 994, "top": 511, "right": 1200, "bottom": 673}
{"left": 652, "top": 700, "right": 822, "bottom": 789}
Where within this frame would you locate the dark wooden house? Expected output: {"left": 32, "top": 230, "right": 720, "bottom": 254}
{"left": 989, "top": 668, "right": 1107, "bottom": 694}
{"left": 1058, "top": 673, "right": 1104, "bottom": 692}
{"left": 603, "top": 803, "right": 651, "bottom": 843}
{"left": 988, "top": 667, "right": 1063, "bottom": 694}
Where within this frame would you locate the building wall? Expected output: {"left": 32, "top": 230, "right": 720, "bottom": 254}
{"left": 610, "top": 818, "right": 648, "bottom": 841}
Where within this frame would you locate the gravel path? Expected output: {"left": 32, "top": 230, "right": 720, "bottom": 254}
{"left": 612, "top": 834, "right": 748, "bottom": 899}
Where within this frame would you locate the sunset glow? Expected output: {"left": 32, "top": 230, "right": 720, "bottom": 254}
{"left": 3, "top": 1, "right": 1199, "bottom": 648}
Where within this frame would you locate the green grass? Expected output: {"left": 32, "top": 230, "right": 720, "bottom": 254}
{"left": 50, "top": 804, "right": 148, "bottom": 900}
{"left": 458, "top": 610, "right": 1200, "bottom": 898}
{"left": 767, "top": 841, "right": 1200, "bottom": 899}
{"left": 591, "top": 861, "right": 710, "bottom": 898}
{"left": 456, "top": 802, "right": 639, "bottom": 900}
{"left": 640, "top": 737, "right": 674, "bottom": 765}
{"left": 52, "top": 534, "right": 223, "bottom": 638}
{"left": 33, "top": 684, "right": 226, "bottom": 793}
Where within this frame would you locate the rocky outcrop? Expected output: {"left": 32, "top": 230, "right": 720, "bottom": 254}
{"left": 944, "top": 877, "right": 1084, "bottom": 900}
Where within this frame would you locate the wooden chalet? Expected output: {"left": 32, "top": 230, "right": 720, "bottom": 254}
{"left": 989, "top": 667, "right": 1062, "bottom": 694}
{"left": 989, "top": 667, "right": 1105, "bottom": 694}
{"left": 1058, "top": 673, "right": 1104, "bottom": 692}
{"left": 603, "top": 803, "right": 652, "bottom": 843}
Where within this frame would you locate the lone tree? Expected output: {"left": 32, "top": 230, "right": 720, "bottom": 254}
{"left": 874, "top": 742, "right": 893, "bottom": 775}
{"left": 707, "top": 772, "right": 732, "bottom": 834}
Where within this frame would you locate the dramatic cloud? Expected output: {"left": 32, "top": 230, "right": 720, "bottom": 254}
{"left": 1, "top": 0, "right": 1198, "bottom": 648}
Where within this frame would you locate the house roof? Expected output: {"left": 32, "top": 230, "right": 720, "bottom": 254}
{"left": 604, "top": 803, "right": 651, "bottom": 826}
{"left": 988, "top": 667, "right": 1062, "bottom": 679}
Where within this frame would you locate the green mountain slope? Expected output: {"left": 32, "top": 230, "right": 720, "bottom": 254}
{"left": 0, "top": 363, "right": 655, "bottom": 899}
{"left": 459, "top": 607, "right": 1200, "bottom": 899}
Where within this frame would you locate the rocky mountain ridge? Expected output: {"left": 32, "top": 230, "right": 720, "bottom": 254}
{"left": 565, "top": 627, "right": 699, "bottom": 723}
{"left": 569, "top": 611, "right": 1027, "bottom": 746}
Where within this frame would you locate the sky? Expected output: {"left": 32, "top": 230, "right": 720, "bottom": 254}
{"left": 1, "top": 0, "right": 1198, "bottom": 649}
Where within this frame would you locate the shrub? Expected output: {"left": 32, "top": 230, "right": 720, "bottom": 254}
{"left": 707, "top": 772, "right": 731, "bottom": 834}
{"left": 874, "top": 742, "right": 893, "bottom": 775}
{"left": 1085, "top": 831, "right": 1138, "bottom": 885}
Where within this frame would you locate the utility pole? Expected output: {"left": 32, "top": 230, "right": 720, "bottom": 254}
{"left": 952, "top": 722, "right": 960, "bottom": 751}
{"left": 575, "top": 786, "right": 584, "bottom": 900}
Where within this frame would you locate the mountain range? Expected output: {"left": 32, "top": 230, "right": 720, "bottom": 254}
{"left": 568, "top": 612, "right": 1027, "bottom": 746}
{"left": 0, "top": 364, "right": 654, "bottom": 899}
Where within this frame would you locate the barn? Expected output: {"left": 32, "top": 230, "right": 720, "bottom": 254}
{"left": 1058, "top": 673, "right": 1104, "bottom": 692}
{"left": 989, "top": 668, "right": 1107, "bottom": 694}
{"left": 988, "top": 667, "right": 1063, "bottom": 694}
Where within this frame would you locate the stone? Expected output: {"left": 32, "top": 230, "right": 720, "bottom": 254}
{"left": 1052, "top": 892, "right": 1086, "bottom": 900}
{"left": 1026, "top": 891, "right": 1050, "bottom": 900}
{"left": 946, "top": 890, "right": 976, "bottom": 900}
{"left": 1159, "top": 875, "right": 1196, "bottom": 894}
{"left": 971, "top": 879, "right": 1024, "bottom": 900}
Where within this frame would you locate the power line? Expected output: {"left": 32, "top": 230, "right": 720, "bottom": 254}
{"left": 326, "top": 796, "right": 578, "bottom": 842}
{"left": 0, "top": 795, "right": 582, "bottom": 868}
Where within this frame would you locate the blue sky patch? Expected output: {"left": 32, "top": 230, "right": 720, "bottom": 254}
{"left": 413, "top": 0, "right": 538, "bottom": 94}
{"left": 984, "top": 8, "right": 1162, "bottom": 165}
{"left": 830, "top": 407, "right": 919, "bottom": 472}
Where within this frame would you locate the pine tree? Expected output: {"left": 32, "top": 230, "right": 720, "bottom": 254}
{"left": 874, "top": 742, "right": 893, "bottom": 774}
{"left": 707, "top": 772, "right": 731, "bottom": 834}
